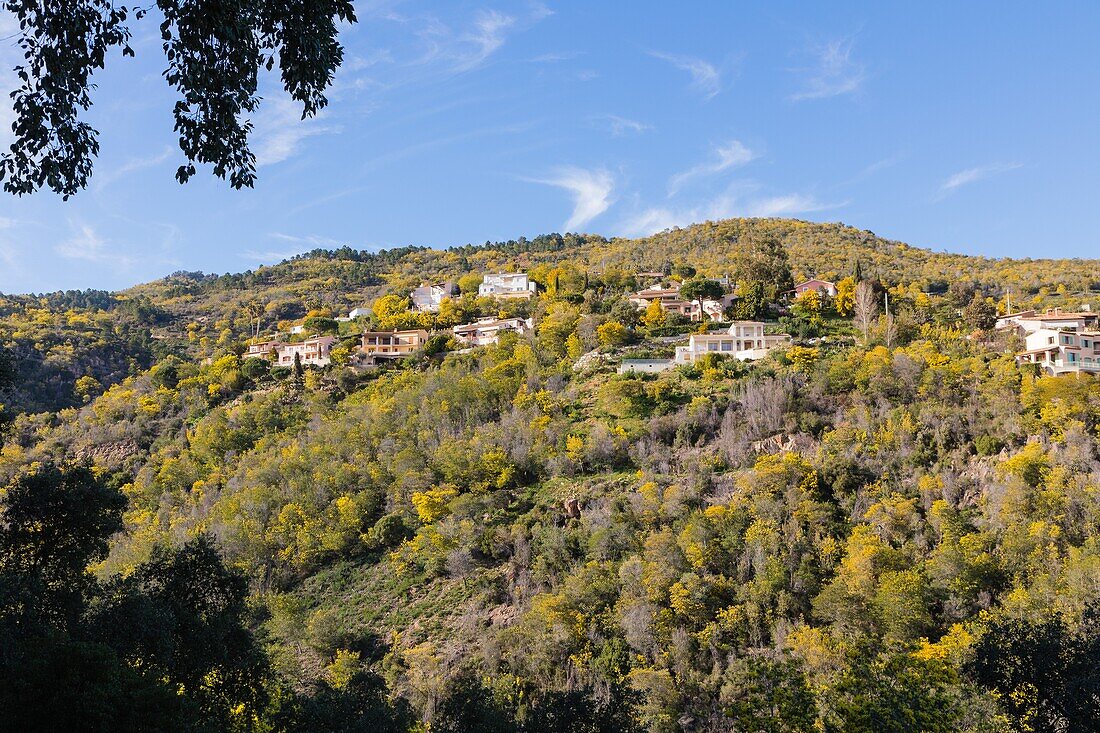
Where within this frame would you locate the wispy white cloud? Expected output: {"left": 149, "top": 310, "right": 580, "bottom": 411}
{"left": 458, "top": 10, "right": 516, "bottom": 71}
{"left": 527, "top": 51, "right": 582, "bottom": 63}
{"left": 593, "top": 114, "right": 651, "bottom": 137}
{"left": 94, "top": 146, "right": 174, "bottom": 190}
{"left": 269, "top": 232, "right": 347, "bottom": 248}
{"left": 0, "top": 218, "right": 18, "bottom": 274}
{"left": 790, "top": 38, "right": 866, "bottom": 101}
{"left": 649, "top": 51, "right": 722, "bottom": 99}
{"left": 668, "top": 140, "right": 756, "bottom": 195}
{"left": 618, "top": 184, "right": 840, "bottom": 237}
{"left": 526, "top": 166, "right": 615, "bottom": 231}
{"left": 937, "top": 162, "right": 1022, "bottom": 197}
{"left": 412, "top": 9, "right": 518, "bottom": 74}
{"left": 55, "top": 224, "right": 136, "bottom": 268}
{"left": 241, "top": 248, "right": 305, "bottom": 264}
{"left": 253, "top": 96, "right": 338, "bottom": 167}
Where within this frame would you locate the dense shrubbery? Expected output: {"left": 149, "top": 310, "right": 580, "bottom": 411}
{"left": 3, "top": 219, "right": 1100, "bottom": 731}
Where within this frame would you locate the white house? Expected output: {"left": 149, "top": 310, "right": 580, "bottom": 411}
{"left": 1000, "top": 308, "right": 1099, "bottom": 335}
{"left": 618, "top": 358, "right": 674, "bottom": 374}
{"left": 348, "top": 307, "right": 371, "bottom": 319}
{"left": 410, "top": 282, "right": 458, "bottom": 312}
{"left": 1016, "top": 327, "right": 1100, "bottom": 375}
{"left": 478, "top": 272, "right": 537, "bottom": 299}
{"left": 673, "top": 322, "right": 791, "bottom": 364}
{"left": 452, "top": 317, "right": 533, "bottom": 346}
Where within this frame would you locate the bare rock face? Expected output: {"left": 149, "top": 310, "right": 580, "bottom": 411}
{"left": 488, "top": 604, "right": 519, "bottom": 627}
{"left": 750, "top": 433, "right": 816, "bottom": 455}
{"left": 572, "top": 349, "right": 615, "bottom": 373}
{"left": 563, "top": 497, "right": 581, "bottom": 520}
{"left": 74, "top": 438, "right": 141, "bottom": 468}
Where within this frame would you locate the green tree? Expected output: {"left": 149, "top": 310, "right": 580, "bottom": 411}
{"left": 2, "top": 0, "right": 357, "bottom": 196}
{"left": 731, "top": 232, "right": 794, "bottom": 295}
{"left": 303, "top": 315, "right": 339, "bottom": 335}
{"left": 962, "top": 292, "right": 997, "bottom": 330}
{"left": 834, "top": 276, "right": 856, "bottom": 317}
{"left": 596, "top": 320, "right": 631, "bottom": 347}
{"left": 967, "top": 611, "right": 1100, "bottom": 732}
{"left": 680, "top": 278, "right": 726, "bottom": 323}
{"left": 0, "top": 463, "right": 124, "bottom": 629}
{"left": 732, "top": 280, "right": 768, "bottom": 319}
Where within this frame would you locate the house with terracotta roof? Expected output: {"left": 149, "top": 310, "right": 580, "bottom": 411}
{"left": 1016, "top": 327, "right": 1100, "bottom": 375}
{"left": 245, "top": 336, "right": 337, "bottom": 367}
{"left": 360, "top": 329, "right": 429, "bottom": 359}
{"left": 452, "top": 317, "right": 532, "bottom": 347}
{"left": 999, "top": 308, "right": 1099, "bottom": 334}
{"left": 629, "top": 283, "right": 728, "bottom": 322}
{"left": 788, "top": 279, "right": 837, "bottom": 297}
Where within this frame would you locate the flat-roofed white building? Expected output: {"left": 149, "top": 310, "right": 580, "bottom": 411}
{"left": 479, "top": 272, "right": 537, "bottom": 299}
{"left": 410, "top": 282, "right": 457, "bottom": 312}
{"left": 452, "top": 317, "right": 532, "bottom": 346}
{"left": 618, "top": 358, "right": 674, "bottom": 374}
{"left": 673, "top": 321, "right": 791, "bottom": 364}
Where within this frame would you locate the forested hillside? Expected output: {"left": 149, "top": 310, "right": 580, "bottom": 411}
{"left": 2, "top": 218, "right": 1100, "bottom": 732}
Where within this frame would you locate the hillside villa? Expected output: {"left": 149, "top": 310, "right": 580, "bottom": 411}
{"left": 244, "top": 335, "right": 337, "bottom": 367}
{"left": 453, "top": 317, "right": 533, "bottom": 346}
{"left": 410, "top": 282, "right": 458, "bottom": 312}
{"left": 361, "top": 329, "right": 430, "bottom": 359}
{"left": 629, "top": 283, "right": 729, "bottom": 322}
{"left": 479, "top": 272, "right": 537, "bottom": 299}
{"left": 788, "top": 279, "right": 837, "bottom": 297}
{"left": 673, "top": 321, "right": 791, "bottom": 364}
{"left": 1016, "top": 328, "right": 1100, "bottom": 375}
{"left": 997, "top": 308, "right": 1099, "bottom": 334}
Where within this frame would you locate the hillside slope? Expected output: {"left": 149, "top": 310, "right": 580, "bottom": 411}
{"left": 2, "top": 217, "right": 1100, "bottom": 731}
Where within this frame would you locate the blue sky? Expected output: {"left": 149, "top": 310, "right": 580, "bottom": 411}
{"left": 0, "top": 1, "right": 1098, "bottom": 293}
